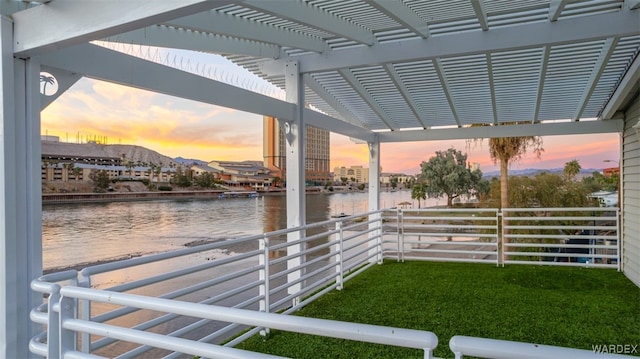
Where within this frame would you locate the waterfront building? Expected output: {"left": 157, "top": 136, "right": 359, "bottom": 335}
{"left": 207, "top": 160, "right": 273, "bottom": 190}
{"left": 333, "top": 165, "right": 369, "bottom": 183}
{"left": 264, "top": 116, "right": 331, "bottom": 186}
{"left": 381, "top": 173, "right": 415, "bottom": 187}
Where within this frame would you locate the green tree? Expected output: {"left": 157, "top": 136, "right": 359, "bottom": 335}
{"left": 340, "top": 177, "right": 348, "bottom": 186}
{"left": 193, "top": 172, "right": 217, "bottom": 188}
{"left": 420, "top": 148, "right": 488, "bottom": 207}
{"left": 390, "top": 177, "right": 398, "bottom": 189}
{"left": 171, "top": 166, "right": 192, "bottom": 187}
{"left": 563, "top": 159, "right": 581, "bottom": 181}
{"left": 411, "top": 182, "right": 426, "bottom": 208}
{"left": 89, "top": 170, "right": 110, "bottom": 192}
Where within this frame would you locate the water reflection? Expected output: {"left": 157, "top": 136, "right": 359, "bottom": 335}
{"left": 42, "top": 190, "right": 429, "bottom": 270}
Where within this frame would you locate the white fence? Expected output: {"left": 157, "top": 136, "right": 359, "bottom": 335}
{"left": 31, "top": 207, "right": 623, "bottom": 358}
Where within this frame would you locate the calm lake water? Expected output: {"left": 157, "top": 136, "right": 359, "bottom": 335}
{"left": 42, "top": 190, "right": 443, "bottom": 270}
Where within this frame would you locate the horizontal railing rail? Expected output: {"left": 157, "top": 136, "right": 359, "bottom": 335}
{"left": 31, "top": 206, "right": 622, "bottom": 358}
{"left": 60, "top": 286, "right": 438, "bottom": 358}
{"left": 449, "top": 335, "right": 636, "bottom": 359}
{"left": 502, "top": 207, "right": 620, "bottom": 269}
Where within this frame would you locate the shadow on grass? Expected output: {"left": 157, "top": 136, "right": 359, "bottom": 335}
{"left": 237, "top": 261, "right": 640, "bottom": 358}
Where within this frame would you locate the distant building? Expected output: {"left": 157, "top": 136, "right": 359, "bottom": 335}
{"left": 603, "top": 167, "right": 619, "bottom": 177}
{"left": 207, "top": 160, "right": 273, "bottom": 190}
{"left": 333, "top": 165, "right": 369, "bottom": 183}
{"left": 263, "top": 116, "right": 331, "bottom": 185}
{"left": 380, "top": 173, "right": 414, "bottom": 187}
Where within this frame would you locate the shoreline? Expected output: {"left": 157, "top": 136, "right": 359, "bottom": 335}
{"left": 41, "top": 188, "right": 381, "bottom": 204}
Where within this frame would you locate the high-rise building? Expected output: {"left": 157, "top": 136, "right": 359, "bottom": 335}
{"left": 263, "top": 116, "right": 331, "bottom": 185}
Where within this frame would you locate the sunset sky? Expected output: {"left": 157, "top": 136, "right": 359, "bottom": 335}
{"left": 40, "top": 51, "right": 621, "bottom": 176}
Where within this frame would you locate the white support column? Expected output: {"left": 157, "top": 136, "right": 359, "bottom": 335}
{"left": 367, "top": 137, "right": 382, "bottom": 264}
{"left": 1, "top": 16, "right": 43, "bottom": 359}
{"left": 283, "top": 60, "right": 305, "bottom": 302}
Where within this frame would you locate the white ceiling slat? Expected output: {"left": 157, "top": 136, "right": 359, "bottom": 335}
{"left": 261, "top": 9, "right": 639, "bottom": 74}
{"left": 549, "top": 0, "right": 571, "bottom": 21}
{"left": 432, "top": 59, "right": 461, "bottom": 127}
{"left": 470, "top": 0, "right": 489, "bottom": 31}
{"left": 104, "top": 26, "right": 281, "bottom": 58}
{"left": 339, "top": 69, "right": 398, "bottom": 130}
{"left": 13, "top": 0, "right": 227, "bottom": 57}
{"left": 243, "top": 0, "right": 375, "bottom": 45}
{"left": 383, "top": 63, "right": 428, "bottom": 128}
{"left": 573, "top": 37, "right": 619, "bottom": 121}
{"left": 366, "top": 0, "right": 430, "bottom": 38}
{"left": 166, "top": 11, "right": 327, "bottom": 53}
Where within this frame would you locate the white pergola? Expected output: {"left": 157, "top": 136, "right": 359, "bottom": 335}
{"left": 1, "top": 1, "right": 639, "bottom": 357}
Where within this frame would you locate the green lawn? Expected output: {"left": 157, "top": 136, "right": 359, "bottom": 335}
{"left": 237, "top": 261, "right": 640, "bottom": 358}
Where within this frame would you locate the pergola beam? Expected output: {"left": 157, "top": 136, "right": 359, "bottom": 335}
{"left": 166, "top": 11, "right": 327, "bottom": 53}
{"left": 243, "top": 0, "right": 375, "bottom": 45}
{"left": 625, "top": 0, "right": 640, "bottom": 10}
{"left": 549, "top": 0, "right": 570, "bottom": 21}
{"left": 338, "top": 69, "right": 398, "bottom": 130}
{"left": 36, "top": 43, "right": 374, "bottom": 142}
{"left": 13, "top": 0, "right": 229, "bottom": 57}
{"left": 260, "top": 10, "right": 639, "bottom": 75}
{"left": 573, "top": 37, "right": 618, "bottom": 121}
{"left": 471, "top": 0, "right": 489, "bottom": 31}
{"left": 304, "top": 74, "right": 365, "bottom": 128}
{"left": 485, "top": 54, "right": 497, "bottom": 124}
{"left": 104, "top": 25, "right": 281, "bottom": 59}
{"left": 366, "top": 0, "right": 430, "bottom": 38}
{"left": 432, "top": 58, "right": 461, "bottom": 127}
{"left": 533, "top": 46, "right": 550, "bottom": 123}
{"left": 383, "top": 63, "right": 428, "bottom": 128}
{"left": 377, "top": 120, "right": 624, "bottom": 142}
{"left": 600, "top": 51, "right": 640, "bottom": 120}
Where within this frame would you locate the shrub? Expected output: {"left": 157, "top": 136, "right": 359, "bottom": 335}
{"left": 158, "top": 185, "right": 173, "bottom": 191}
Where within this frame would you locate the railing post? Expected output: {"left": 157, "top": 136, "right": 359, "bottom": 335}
{"left": 399, "top": 209, "right": 405, "bottom": 262}
{"left": 335, "top": 221, "right": 344, "bottom": 290}
{"left": 59, "top": 295, "right": 76, "bottom": 357}
{"left": 46, "top": 286, "right": 61, "bottom": 358}
{"left": 616, "top": 207, "right": 622, "bottom": 272}
{"left": 259, "top": 235, "right": 270, "bottom": 336}
{"left": 77, "top": 271, "right": 91, "bottom": 352}
{"left": 498, "top": 210, "right": 504, "bottom": 267}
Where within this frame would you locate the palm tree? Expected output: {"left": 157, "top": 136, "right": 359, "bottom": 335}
{"left": 563, "top": 159, "right": 581, "bottom": 181}
{"left": 469, "top": 125, "right": 543, "bottom": 210}
{"left": 40, "top": 74, "right": 56, "bottom": 96}
{"left": 62, "top": 162, "right": 75, "bottom": 182}
{"left": 411, "top": 182, "right": 426, "bottom": 208}
{"left": 72, "top": 167, "right": 82, "bottom": 191}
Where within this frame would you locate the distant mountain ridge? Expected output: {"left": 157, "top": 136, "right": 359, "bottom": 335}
{"left": 174, "top": 157, "right": 208, "bottom": 166}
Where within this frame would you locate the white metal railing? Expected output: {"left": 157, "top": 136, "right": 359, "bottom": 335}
{"left": 31, "top": 212, "right": 383, "bottom": 358}
{"left": 382, "top": 208, "right": 500, "bottom": 265}
{"left": 502, "top": 207, "right": 619, "bottom": 269}
{"left": 31, "top": 206, "right": 622, "bottom": 358}
{"left": 449, "top": 335, "right": 636, "bottom": 359}
{"left": 58, "top": 286, "right": 438, "bottom": 359}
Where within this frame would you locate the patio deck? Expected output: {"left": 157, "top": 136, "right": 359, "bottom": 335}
{"left": 237, "top": 261, "right": 640, "bottom": 358}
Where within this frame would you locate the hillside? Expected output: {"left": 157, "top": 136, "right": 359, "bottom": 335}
{"left": 42, "top": 141, "right": 179, "bottom": 167}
